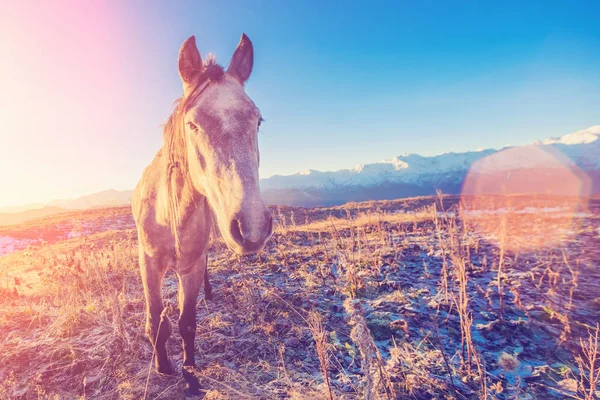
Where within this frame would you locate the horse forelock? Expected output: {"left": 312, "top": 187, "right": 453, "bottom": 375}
{"left": 161, "top": 58, "right": 225, "bottom": 256}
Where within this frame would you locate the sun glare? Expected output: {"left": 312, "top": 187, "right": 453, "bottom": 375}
{"left": 0, "top": 1, "right": 134, "bottom": 207}
{"left": 460, "top": 145, "right": 592, "bottom": 251}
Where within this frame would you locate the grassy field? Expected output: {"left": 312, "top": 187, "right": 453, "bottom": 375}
{"left": 1, "top": 195, "right": 599, "bottom": 399}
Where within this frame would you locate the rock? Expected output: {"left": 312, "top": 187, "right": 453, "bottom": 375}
{"left": 285, "top": 336, "right": 300, "bottom": 347}
{"left": 390, "top": 315, "right": 409, "bottom": 334}
{"left": 556, "top": 378, "right": 578, "bottom": 393}
{"left": 274, "top": 317, "right": 291, "bottom": 330}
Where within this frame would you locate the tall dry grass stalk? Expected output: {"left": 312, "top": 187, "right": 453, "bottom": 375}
{"left": 307, "top": 311, "right": 334, "bottom": 400}
{"left": 344, "top": 299, "right": 396, "bottom": 400}
{"left": 432, "top": 203, "right": 450, "bottom": 304}
{"left": 574, "top": 324, "right": 600, "bottom": 400}
{"left": 433, "top": 194, "right": 488, "bottom": 397}
{"left": 496, "top": 215, "right": 507, "bottom": 324}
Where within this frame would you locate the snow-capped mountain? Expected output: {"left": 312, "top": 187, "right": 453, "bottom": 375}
{"left": 261, "top": 126, "right": 600, "bottom": 206}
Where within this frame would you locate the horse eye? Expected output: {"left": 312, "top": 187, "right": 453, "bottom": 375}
{"left": 187, "top": 122, "right": 199, "bottom": 132}
{"left": 258, "top": 117, "right": 264, "bottom": 129}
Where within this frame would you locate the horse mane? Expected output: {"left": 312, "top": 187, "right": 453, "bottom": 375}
{"left": 161, "top": 56, "right": 224, "bottom": 257}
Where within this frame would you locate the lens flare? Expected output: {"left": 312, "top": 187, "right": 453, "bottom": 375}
{"left": 460, "top": 145, "right": 591, "bottom": 252}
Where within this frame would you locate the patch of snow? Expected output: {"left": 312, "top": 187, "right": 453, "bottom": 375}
{"left": 0, "top": 236, "right": 37, "bottom": 256}
{"left": 456, "top": 207, "right": 592, "bottom": 218}
{"left": 352, "top": 164, "right": 365, "bottom": 173}
{"left": 543, "top": 125, "right": 600, "bottom": 145}
{"left": 437, "top": 211, "right": 457, "bottom": 218}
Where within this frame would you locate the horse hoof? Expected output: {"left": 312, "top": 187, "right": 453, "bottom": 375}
{"left": 184, "top": 385, "right": 203, "bottom": 397}
{"left": 204, "top": 290, "right": 214, "bottom": 301}
{"left": 156, "top": 360, "right": 176, "bottom": 376}
{"left": 182, "top": 366, "right": 202, "bottom": 396}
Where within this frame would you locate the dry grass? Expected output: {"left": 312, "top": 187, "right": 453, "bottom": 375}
{"left": 276, "top": 208, "right": 433, "bottom": 234}
{"left": 573, "top": 324, "right": 600, "bottom": 400}
{"left": 1, "top": 195, "right": 599, "bottom": 399}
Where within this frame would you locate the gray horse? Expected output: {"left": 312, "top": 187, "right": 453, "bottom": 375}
{"left": 132, "top": 34, "right": 272, "bottom": 395}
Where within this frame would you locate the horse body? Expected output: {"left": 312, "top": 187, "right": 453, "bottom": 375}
{"left": 132, "top": 34, "right": 272, "bottom": 396}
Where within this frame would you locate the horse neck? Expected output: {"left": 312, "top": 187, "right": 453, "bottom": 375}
{"left": 155, "top": 150, "right": 194, "bottom": 230}
{"left": 159, "top": 104, "right": 210, "bottom": 230}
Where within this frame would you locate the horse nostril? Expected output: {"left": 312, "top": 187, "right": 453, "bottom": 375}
{"left": 230, "top": 218, "right": 244, "bottom": 244}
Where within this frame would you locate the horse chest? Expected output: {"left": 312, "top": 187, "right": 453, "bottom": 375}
{"left": 177, "top": 207, "right": 212, "bottom": 257}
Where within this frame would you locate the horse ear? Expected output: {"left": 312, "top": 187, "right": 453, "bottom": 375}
{"left": 178, "top": 36, "right": 202, "bottom": 96}
{"left": 228, "top": 33, "right": 253, "bottom": 84}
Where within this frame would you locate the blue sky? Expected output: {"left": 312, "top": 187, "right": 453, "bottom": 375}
{"left": 1, "top": 0, "right": 599, "bottom": 206}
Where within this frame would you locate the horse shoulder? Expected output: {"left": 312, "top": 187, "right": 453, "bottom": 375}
{"left": 182, "top": 200, "right": 213, "bottom": 247}
{"left": 133, "top": 153, "right": 175, "bottom": 258}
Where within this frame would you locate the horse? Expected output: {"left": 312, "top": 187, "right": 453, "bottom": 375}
{"left": 132, "top": 33, "right": 273, "bottom": 396}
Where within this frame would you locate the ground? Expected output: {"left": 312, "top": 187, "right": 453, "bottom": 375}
{"left": 0, "top": 195, "right": 599, "bottom": 399}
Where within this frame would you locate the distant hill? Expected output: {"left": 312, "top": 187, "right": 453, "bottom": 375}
{"left": 0, "top": 203, "right": 45, "bottom": 213}
{"left": 0, "top": 206, "right": 71, "bottom": 227}
{"left": 0, "top": 190, "right": 133, "bottom": 226}
{"left": 47, "top": 189, "right": 133, "bottom": 210}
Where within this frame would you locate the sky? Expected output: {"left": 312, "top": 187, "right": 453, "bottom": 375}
{"left": 0, "top": 0, "right": 599, "bottom": 207}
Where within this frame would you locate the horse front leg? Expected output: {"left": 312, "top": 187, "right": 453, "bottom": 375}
{"left": 140, "top": 253, "right": 174, "bottom": 375}
{"left": 177, "top": 258, "right": 205, "bottom": 396}
{"left": 203, "top": 254, "right": 213, "bottom": 300}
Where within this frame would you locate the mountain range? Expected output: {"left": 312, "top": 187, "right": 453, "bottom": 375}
{"left": 261, "top": 125, "right": 600, "bottom": 206}
{"left": 0, "top": 189, "right": 134, "bottom": 226}
{"left": 2, "top": 125, "right": 599, "bottom": 223}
